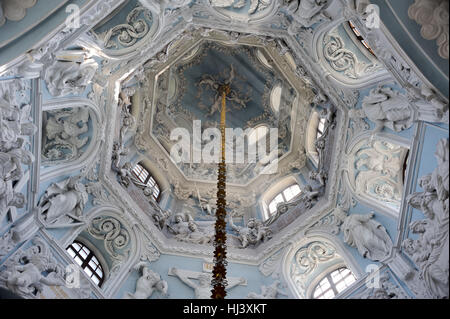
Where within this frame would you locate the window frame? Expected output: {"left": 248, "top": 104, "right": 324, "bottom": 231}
{"left": 311, "top": 267, "right": 357, "bottom": 299}
{"left": 267, "top": 183, "right": 302, "bottom": 216}
{"left": 132, "top": 163, "right": 161, "bottom": 202}
{"left": 348, "top": 21, "right": 376, "bottom": 57}
{"left": 66, "top": 240, "right": 105, "bottom": 287}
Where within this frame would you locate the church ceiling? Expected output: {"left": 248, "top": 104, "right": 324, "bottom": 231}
{"left": 148, "top": 39, "right": 298, "bottom": 184}
{"left": 0, "top": 0, "right": 448, "bottom": 300}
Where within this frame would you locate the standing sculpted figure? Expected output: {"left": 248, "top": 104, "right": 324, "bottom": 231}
{"left": 341, "top": 212, "right": 393, "bottom": 261}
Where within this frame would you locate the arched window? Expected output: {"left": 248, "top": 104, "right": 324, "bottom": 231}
{"left": 312, "top": 267, "right": 356, "bottom": 299}
{"left": 316, "top": 116, "right": 326, "bottom": 140}
{"left": 267, "top": 184, "right": 301, "bottom": 216}
{"left": 132, "top": 163, "right": 161, "bottom": 201}
{"left": 66, "top": 241, "right": 105, "bottom": 287}
{"left": 348, "top": 21, "right": 376, "bottom": 56}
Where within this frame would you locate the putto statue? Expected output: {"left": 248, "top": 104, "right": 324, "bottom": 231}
{"left": 0, "top": 237, "right": 66, "bottom": 298}
{"left": 229, "top": 216, "right": 272, "bottom": 248}
{"left": 44, "top": 59, "right": 98, "bottom": 97}
{"left": 124, "top": 265, "right": 168, "bottom": 299}
{"left": 340, "top": 212, "right": 393, "bottom": 262}
{"left": 37, "top": 176, "right": 88, "bottom": 228}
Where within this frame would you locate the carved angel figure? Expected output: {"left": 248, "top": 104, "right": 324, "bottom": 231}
{"left": 44, "top": 59, "right": 97, "bottom": 97}
{"left": 0, "top": 238, "right": 66, "bottom": 298}
{"left": 125, "top": 265, "right": 168, "bottom": 299}
{"left": 341, "top": 212, "right": 393, "bottom": 261}
{"left": 37, "top": 176, "right": 88, "bottom": 228}
{"left": 229, "top": 216, "right": 272, "bottom": 248}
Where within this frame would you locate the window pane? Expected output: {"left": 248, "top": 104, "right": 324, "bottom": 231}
{"left": 67, "top": 248, "right": 76, "bottom": 258}
{"left": 291, "top": 184, "right": 301, "bottom": 197}
{"left": 68, "top": 241, "right": 104, "bottom": 287}
{"left": 335, "top": 280, "right": 347, "bottom": 293}
{"left": 283, "top": 187, "right": 295, "bottom": 202}
{"left": 88, "top": 259, "right": 98, "bottom": 269}
{"left": 269, "top": 201, "right": 277, "bottom": 214}
{"left": 78, "top": 248, "right": 88, "bottom": 259}
{"left": 72, "top": 243, "right": 80, "bottom": 251}
{"left": 91, "top": 276, "right": 100, "bottom": 285}
{"left": 274, "top": 194, "right": 284, "bottom": 204}
{"left": 323, "top": 290, "right": 335, "bottom": 299}
{"left": 74, "top": 256, "right": 83, "bottom": 266}
{"left": 96, "top": 268, "right": 103, "bottom": 277}
{"left": 84, "top": 267, "right": 93, "bottom": 277}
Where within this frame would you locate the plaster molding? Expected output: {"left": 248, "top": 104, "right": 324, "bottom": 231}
{"left": 408, "top": 0, "right": 449, "bottom": 60}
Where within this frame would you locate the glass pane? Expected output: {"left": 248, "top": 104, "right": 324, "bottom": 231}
{"left": 91, "top": 276, "right": 100, "bottom": 285}
{"left": 72, "top": 243, "right": 80, "bottom": 251}
{"left": 318, "top": 120, "right": 325, "bottom": 132}
{"left": 274, "top": 194, "right": 284, "bottom": 204}
{"left": 67, "top": 248, "right": 76, "bottom": 258}
{"left": 335, "top": 280, "right": 347, "bottom": 293}
{"left": 344, "top": 275, "right": 356, "bottom": 286}
{"left": 74, "top": 256, "right": 83, "bottom": 266}
{"left": 84, "top": 267, "right": 93, "bottom": 277}
{"left": 88, "top": 259, "right": 98, "bottom": 269}
{"left": 283, "top": 187, "right": 295, "bottom": 202}
{"left": 269, "top": 201, "right": 277, "bottom": 214}
{"left": 95, "top": 268, "right": 103, "bottom": 277}
{"left": 291, "top": 184, "right": 301, "bottom": 196}
{"left": 323, "top": 290, "right": 335, "bottom": 299}
{"left": 78, "top": 248, "right": 88, "bottom": 259}
{"left": 319, "top": 279, "right": 330, "bottom": 290}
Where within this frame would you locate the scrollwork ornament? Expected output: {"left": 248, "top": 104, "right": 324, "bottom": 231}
{"left": 88, "top": 216, "right": 131, "bottom": 271}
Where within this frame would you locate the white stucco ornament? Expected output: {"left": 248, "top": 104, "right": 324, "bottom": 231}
{"left": 44, "top": 59, "right": 98, "bottom": 97}
{"left": 341, "top": 212, "right": 393, "bottom": 261}
{"left": 408, "top": 0, "right": 449, "bottom": 59}
{"left": 0, "top": 0, "right": 37, "bottom": 26}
